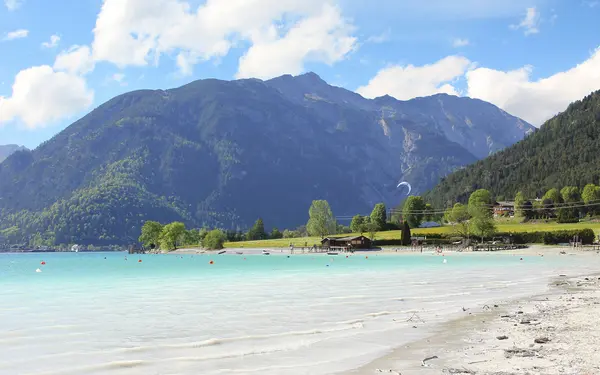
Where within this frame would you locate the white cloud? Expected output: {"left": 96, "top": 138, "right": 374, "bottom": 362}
{"left": 3, "top": 29, "right": 29, "bottom": 41}
{"left": 356, "top": 56, "right": 472, "bottom": 100}
{"left": 0, "top": 65, "right": 94, "bottom": 129}
{"left": 466, "top": 47, "right": 600, "bottom": 125}
{"left": 358, "top": 47, "right": 600, "bottom": 126}
{"left": 366, "top": 29, "right": 391, "bottom": 44}
{"left": 452, "top": 38, "right": 470, "bottom": 48}
{"left": 91, "top": 0, "right": 354, "bottom": 76}
{"left": 4, "top": 0, "right": 23, "bottom": 11}
{"left": 236, "top": 4, "right": 356, "bottom": 79}
{"left": 54, "top": 45, "right": 95, "bottom": 75}
{"left": 41, "top": 34, "right": 60, "bottom": 49}
{"left": 112, "top": 73, "right": 125, "bottom": 83}
{"left": 109, "top": 73, "right": 128, "bottom": 86}
{"left": 510, "top": 7, "right": 540, "bottom": 35}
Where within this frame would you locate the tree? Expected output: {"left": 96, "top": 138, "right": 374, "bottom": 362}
{"left": 446, "top": 203, "right": 471, "bottom": 239}
{"left": 540, "top": 198, "right": 554, "bottom": 219}
{"left": 402, "top": 196, "right": 426, "bottom": 228}
{"left": 522, "top": 200, "right": 534, "bottom": 220}
{"left": 306, "top": 200, "right": 337, "bottom": 238}
{"left": 138, "top": 221, "right": 163, "bottom": 248}
{"left": 159, "top": 222, "right": 186, "bottom": 250}
{"left": 468, "top": 189, "right": 493, "bottom": 222}
{"left": 246, "top": 218, "right": 267, "bottom": 241}
{"left": 514, "top": 192, "right": 526, "bottom": 218}
{"left": 198, "top": 227, "right": 209, "bottom": 242}
{"left": 401, "top": 221, "right": 411, "bottom": 246}
{"left": 468, "top": 189, "right": 493, "bottom": 208}
{"left": 582, "top": 183, "right": 600, "bottom": 216}
{"left": 282, "top": 229, "right": 300, "bottom": 239}
{"left": 558, "top": 186, "right": 581, "bottom": 222}
{"left": 182, "top": 229, "right": 201, "bottom": 246}
{"left": 470, "top": 206, "right": 496, "bottom": 243}
{"left": 423, "top": 204, "right": 434, "bottom": 222}
{"left": 270, "top": 227, "right": 283, "bottom": 239}
{"left": 370, "top": 203, "right": 387, "bottom": 231}
{"left": 203, "top": 229, "right": 226, "bottom": 250}
{"left": 350, "top": 215, "right": 366, "bottom": 234}
{"left": 542, "top": 188, "right": 562, "bottom": 205}
{"left": 365, "top": 222, "right": 378, "bottom": 243}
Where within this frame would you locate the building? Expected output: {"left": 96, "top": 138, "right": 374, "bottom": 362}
{"left": 493, "top": 201, "right": 515, "bottom": 217}
{"left": 321, "top": 236, "right": 373, "bottom": 251}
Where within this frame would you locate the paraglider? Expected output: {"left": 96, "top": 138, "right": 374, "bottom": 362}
{"left": 397, "top": 181, "right": 412, "bottom": 196}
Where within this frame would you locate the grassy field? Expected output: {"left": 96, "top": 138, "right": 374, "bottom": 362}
{"left": 223, "top": 221, "right": 600, "bottom": 248}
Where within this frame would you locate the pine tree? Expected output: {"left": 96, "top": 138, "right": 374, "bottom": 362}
{"left": 401, "top": 221, "right": 411, "bottom": 246}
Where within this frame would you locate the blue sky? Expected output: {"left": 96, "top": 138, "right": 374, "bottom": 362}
{"left": 1, "top": 0, "right": 599, "bottom": 149}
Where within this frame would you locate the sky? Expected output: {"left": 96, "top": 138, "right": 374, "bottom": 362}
{"left": 0, "top": 0, "right": 599, "bottom": 149}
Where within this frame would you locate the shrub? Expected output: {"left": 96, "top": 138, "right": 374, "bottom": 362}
{"left": 203, "top": 229, "right": 226, "bottom": 250}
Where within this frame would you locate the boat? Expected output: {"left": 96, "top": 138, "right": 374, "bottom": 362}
{"left": 218, "top": 250, "right": 227, "bottom": 255}
{"left": 236, "top": 251, "right": 244, "bottom": 255}
{"left": 262, "top": 250, "right": 271, "bottom": 255}
{"left": 327, "top": 252, "right": 339, "bottom": 256}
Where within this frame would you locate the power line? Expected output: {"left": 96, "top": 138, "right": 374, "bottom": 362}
{"left": 388, "top": 200, "right": 600, "bottom": 215}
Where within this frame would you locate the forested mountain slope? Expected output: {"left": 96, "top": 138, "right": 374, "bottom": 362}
{"left": 424, "top": 90, "right": 600, "bottom": 208}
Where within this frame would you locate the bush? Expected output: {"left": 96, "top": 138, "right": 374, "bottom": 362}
{"left": 541, "top": 229, "right": 595, "bottom": 245}
{"left": 283, "top": 229, "right": 300, "bottom": 239}
{"left": 486, "top": 229, "right": 595, "bottom": 245}
{"left": 203, "top": 229, "right": 226, "bottom": 250}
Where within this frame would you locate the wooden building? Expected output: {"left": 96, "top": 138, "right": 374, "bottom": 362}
{"left": 321, "top": 236, "right": 372, "bottom": 251}
{"left": 493, "top": 201, "right": 515, "bottom": 217}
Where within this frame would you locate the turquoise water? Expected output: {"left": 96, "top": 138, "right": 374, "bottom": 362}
{"left": 1, "top": 252, "right": 598, "bottom": 374}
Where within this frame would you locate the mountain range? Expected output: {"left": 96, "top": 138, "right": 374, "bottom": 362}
{"left": 0, "top": 72, "right": 533, "bottom": 245}
{"left": 0, "top": 145, "right": 27, "bottom": 163}
{"left": 424, "top": 90, "right": 600, "bottom": 207}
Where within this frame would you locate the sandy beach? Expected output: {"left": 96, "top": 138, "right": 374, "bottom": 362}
{"left": 171, "top": 244, "right": 596, "bottom": 257}
{"left": 350, "top": 254, "right": 600, "bottom": 375}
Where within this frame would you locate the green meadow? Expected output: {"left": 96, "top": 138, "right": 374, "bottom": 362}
{"left": 223, "top": 221, "right": 600, "bottom": 248}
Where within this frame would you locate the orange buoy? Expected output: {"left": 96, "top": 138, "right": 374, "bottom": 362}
{"left": 40, "top": 261, "right": 46, "bottom": 265}
{"left": 138, "top": 259, "right": 142, "bottom": 263}
{"left": 209, "top": 260, "right": 214, "bottom": 265}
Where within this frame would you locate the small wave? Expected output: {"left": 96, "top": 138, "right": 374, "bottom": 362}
{"left": 334, "top": 319, "right": 364, "bottom": 325}
{"left": 395, "top": 292, "right": 472, "bottom": 300}
{"left": 121, "top": 323, "right": 364, "bottom": 354}
{"left": 106, "top": 360, "right": 145, "bottom": 369}
{"left": 365, "top": 311, "right": 393, "bottom": 317}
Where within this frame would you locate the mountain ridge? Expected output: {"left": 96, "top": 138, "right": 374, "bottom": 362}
{"left": 0, "top": 144, "right": 28, "bottom": 163}
{"left": 0, "top": 72, "right": 533, "bottom": 245}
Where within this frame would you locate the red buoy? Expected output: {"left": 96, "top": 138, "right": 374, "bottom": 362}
{"left": 40, "top": 261, "right": 46, "bottom": 265}
{"left": 209, "top": 260, "right": 214, "bottom": 265}
{"left": 138, "top": 259, "right": 142, "bottom": 263}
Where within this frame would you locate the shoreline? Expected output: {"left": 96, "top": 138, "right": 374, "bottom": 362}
{"left": 349, "top": 270, "right": 600, "bottom": 374}
{"left": 170, "top": 244, "right": 597, "bottom": 257}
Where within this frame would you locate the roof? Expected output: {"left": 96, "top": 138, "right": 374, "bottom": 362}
{"left": 495, "top": 201, "right": 515, "bottom": 207}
